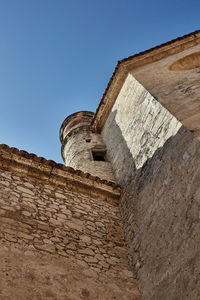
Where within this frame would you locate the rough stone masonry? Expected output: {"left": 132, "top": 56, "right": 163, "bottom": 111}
{"left": 0, "top": 145, "right": 140, "bottom": 300}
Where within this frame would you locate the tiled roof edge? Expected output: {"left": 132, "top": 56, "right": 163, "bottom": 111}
{"left": 119, "top": 29, "right": 200, "bottom": 64}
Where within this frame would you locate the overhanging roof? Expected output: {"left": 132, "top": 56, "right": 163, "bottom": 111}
{"left": 92, "top": 30, "right": 200, "bottom": 139}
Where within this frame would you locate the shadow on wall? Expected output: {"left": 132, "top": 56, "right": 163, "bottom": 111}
{"left": 104, "top": 108, "right": 181, "bottom": 187}
{"left": 103, "top": 109, "right": 136, "bottom": 187}
{"left": 105, "top": 112, "right": 200, "bottom": 299}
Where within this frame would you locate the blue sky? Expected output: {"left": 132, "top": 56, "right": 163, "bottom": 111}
{"left": 0, "top": 0, "right": 199, "bottom": 163}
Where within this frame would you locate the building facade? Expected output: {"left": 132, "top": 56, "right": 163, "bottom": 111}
{"left": 0, "top": 30, "right": 200, "bottom": 299}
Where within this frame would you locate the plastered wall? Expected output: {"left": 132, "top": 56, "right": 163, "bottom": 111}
{"left": 102, "top": 73, "right": 200, "bottom": 299}
{"left": 102, "top": 73, "right": 181, "bottom": 186}
{"left": 0, "top": 167, "right": 140, "bottom": 300}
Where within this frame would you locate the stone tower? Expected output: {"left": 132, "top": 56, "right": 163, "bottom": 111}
{"left": 59, "top": 111, "right": 115, "bottom": 182}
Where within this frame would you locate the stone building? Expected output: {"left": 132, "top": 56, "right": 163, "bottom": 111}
{"left": 0, "top": 30, "right": 200, "bottom": 299}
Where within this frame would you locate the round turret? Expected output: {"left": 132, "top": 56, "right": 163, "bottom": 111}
{"left": 59, "top": 111, "right": 116, "bottom": 182}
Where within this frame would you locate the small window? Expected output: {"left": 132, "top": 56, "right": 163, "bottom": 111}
{"left": 91, "top": 145, "right": 106, "bottom": 161}
{"left": 92, "top": 151, "right": 105, "bottom": 161}
{"left": 86, "top": 139, "right": 91, "bottom": 143}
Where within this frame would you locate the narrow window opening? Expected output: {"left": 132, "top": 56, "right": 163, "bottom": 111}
{"left": 91, "top": 145, "right": 106, "bottom": 161}
{"left": 92, "top": 151, "right": 105, "bottom": 161}
{"left": 86, "top": 139, "right": 91, "bottom": 143}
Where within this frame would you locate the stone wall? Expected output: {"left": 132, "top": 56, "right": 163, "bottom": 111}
{"left": 0, "top": 147, "right": 140, "bottom": 300}
{"left": 102, "top": 73, "right": 181, "bottom": 185}
{"left": 62, "top": 128, "right": 116, "bottom": 182}
{"left": 101, "top": 74, "right": 200, "bottom": 299}
{"left": 120, "top": 127, "right": 200, "bottom": 300}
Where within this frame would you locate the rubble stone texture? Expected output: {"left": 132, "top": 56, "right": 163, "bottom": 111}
{"left": 120, "top": 127, "right": 200, "bottom": 300}
{"left": 0, "top": 167, "right": 140, "bottom": 300}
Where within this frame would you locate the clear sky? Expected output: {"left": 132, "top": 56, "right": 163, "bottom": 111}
{"left": 0, "top": 0, "right": 199, "bottom": 163}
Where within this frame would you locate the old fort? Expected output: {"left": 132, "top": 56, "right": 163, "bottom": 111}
{"left": 0, "top": 30, "right": 200, "bottom": 299}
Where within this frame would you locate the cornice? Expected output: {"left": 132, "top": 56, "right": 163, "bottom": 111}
{"left": 0, "top": 144, "right": 120, "bottom": 205}
{"left": 60, "top": 111, "right": 94, "bottom": 143}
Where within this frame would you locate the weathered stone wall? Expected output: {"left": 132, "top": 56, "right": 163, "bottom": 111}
{"left": 102, "top": 73, "right": 181, "bottom": 185}
{"left": 60, "top": 111, "right": 116, "bottom": 182}
{"left": 120, "top": 127, "right": 200, "bottom": 300}
{"left": 0, "top": 240, "right": 138, "bottom": 300}
{"left": 62, "top": 128, "right": 116, "bottom": 182}
{"left": 0, "top": 158, "right": 140, "bottom": 299}
{"left": 101, "top": 74, "right": 200, "bottom": 299}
